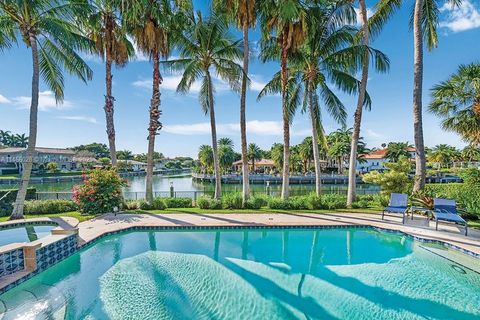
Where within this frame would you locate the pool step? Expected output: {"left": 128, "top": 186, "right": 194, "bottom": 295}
{"left": 0, "top": 283, "right": 66, "bottom": 320}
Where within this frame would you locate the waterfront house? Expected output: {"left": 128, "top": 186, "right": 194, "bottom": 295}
{"left": 356, "top": 148, "right": 416, "bottom": 173}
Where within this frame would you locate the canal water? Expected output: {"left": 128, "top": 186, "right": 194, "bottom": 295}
{"left": 0, "top": 175, "right": 380, "bottom": 195}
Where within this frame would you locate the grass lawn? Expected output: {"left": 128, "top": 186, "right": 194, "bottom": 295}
{"left": 0, "top": 211, "right": 95, "bottom": 223}
{"left": 0, "top": 175, "right": 19, "bottom": 179}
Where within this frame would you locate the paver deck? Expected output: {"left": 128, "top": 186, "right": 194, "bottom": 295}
{"left": 78, "top": 212, "right": 480, "bottom": 255}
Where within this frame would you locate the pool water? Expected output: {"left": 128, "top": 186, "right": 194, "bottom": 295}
{"left": 0, "top": 227, "right": 479, "bottom": 319}
{"left": 0, "top": 224, "right": 56, "bottom": 247}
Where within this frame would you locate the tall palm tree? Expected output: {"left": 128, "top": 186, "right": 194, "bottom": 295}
{"left": 298, "top": 137, "right": 314, "bottom": 173}
{"left": 347, "top": 0, "right": 370, "bottom": 207}
{"left": 328, "top": 128, "right": 352, "bottom": 174}
{"left": 429, "top": 63, "right": 480, "bottom": 146}
{"left": 258, "top": 0, "right": 309, "bottom": 199}
{"left": 260, "top": 3, "right": 387, "bottom": 196}
{"left": 0, "top": 0, "right": 93, "bottom": 219}
{"left": 461, "top": 145, "right": 480, "bottom": 162}
{"left": 166, "top": 14, "right": 243, "bottom": 199}
{"left": 214, "top": 0, "right": 257, "bottom": 205}
{"left": 122, "top": 0, "right": 190, "bottom": 204}
{"left": 218, "top": 138, "right": 236, "bottom": 174}
{"left": 368, "top": 0, "right": 461, "bottom": 192}
{"left": 85, "top": 0, "right": 134, "bottom": 166}
{"left": 247, "top": 143, "right": 262, "bottom": 172}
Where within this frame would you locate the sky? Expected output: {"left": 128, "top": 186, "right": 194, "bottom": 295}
{"left": 1, "top": 0, "right": 480, "bottom": 158}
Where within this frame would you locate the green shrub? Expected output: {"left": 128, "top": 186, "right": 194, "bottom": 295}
{"left": 23, "top": 199, "right": 78, "bottom": 215}
{"left": 138, "top": 200, "right": 154, "bottom": 210}
{"left": 0, "top": 188, "right": 36, "bottom": 217}
{"left": 304, "top": 194, "right": 322, "bottom": 210}
{"left": 289, "top": 196, "right": 309, "bottom": 210}
{"left": 267, "top": 197, "right": 291, "bottom": 210}
{"left": 244, "top": 196, "right": 266, "bottom": 210}
{"left": 222, "top": 193, "right": 243, "bottom": 209}
{"left": 124, "top": 200, "right": 139, "bottom": 210}
{"left": 163, "top": 197, "right": 192, "bottom": 208}
{"left": 425, "top": 183, "right": 480, "bottom": 216}
{"left": 321, "top": 194, "right": 347, "bottom": 210}
{"left": 196, "top": 196, "right": 222, "bottom": 209}
{"left": 362, "top": 157, "right": 411, "bottom": 196}
{"left": 152, "top": 198, "right": 166, "bottom": 210}
{"left": 73, "top": 168, "right": 126, "bottom": 214}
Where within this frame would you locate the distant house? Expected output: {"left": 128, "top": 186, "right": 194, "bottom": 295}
{"left": 232, "top": 159, "right": 275, "bottom": 173}
{"left": 118, "top": 160, "right": 147, "bottom": 172}
{"left": 356, "top": 148, "right": 416, "bottom": 173}
{"left": 0, "top": 147, "right": 99, "bottom": 173}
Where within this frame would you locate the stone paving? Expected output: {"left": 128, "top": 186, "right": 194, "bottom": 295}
{"left": 78, "top": 211, "right": 480, "bottom": 255}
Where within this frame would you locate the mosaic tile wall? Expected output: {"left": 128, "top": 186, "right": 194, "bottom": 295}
{"left": 36, "top": 234, "right": 77, "bottom": 272}
{"left": 0, "top": 248, "right": 25, "bottom": 277}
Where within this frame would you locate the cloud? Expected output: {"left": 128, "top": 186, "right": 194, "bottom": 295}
{"left": 440, "top": 0, "right": 480, "bottom": 32}
{"left": 0, "top": 94, "right": 11, "bottom": 104}
{"left": 163, "top": 120, "right": 309, "bottom": 136}
{"left": 12, "top": 91, "right": 73, "bottom": 111}
{"left": 57, "top": 115, "right": 98, "bottom": 124}
{"left": 133, "top": 74, "right": 229, "bottom": 94}
{"left": 249, "top": 74, "right": 267, "bottom": 92}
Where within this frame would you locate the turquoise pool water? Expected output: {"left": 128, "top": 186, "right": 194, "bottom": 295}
{"left": 0, "top": 224, "right": 56, "bottom": 247}
{"left": 0, "top": 227, "right": 479, "bottom": 319}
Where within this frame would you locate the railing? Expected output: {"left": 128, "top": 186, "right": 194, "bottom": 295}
{"left": 35, "top": 187, "right": 380, "bottom": 201}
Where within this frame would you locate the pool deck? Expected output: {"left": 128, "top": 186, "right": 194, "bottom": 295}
{"left": 78, "top": 212, "right": 480, "bottom": 256}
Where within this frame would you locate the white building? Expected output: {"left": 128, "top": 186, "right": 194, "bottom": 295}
{"left": 356, "top": 148, "right": 416, "bottom": 173}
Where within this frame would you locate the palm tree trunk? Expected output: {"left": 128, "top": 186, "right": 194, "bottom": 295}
{"left": 347, "top": 0, "right": 370, "bottom": 207}
{"left": 412, "top": 0, "right": 426, "bottom": 192}
{"left": 240, "top": 22, "right": 250, "bottom": 205}
{"left": 280, "top": 34, "right": 290, "bottom": 200}
{"left": 105, "top": 49, "right": 117, "bottom": 166}
{"left": 11, "top": 34, "right": 39, "bottom": 220}
{"left": 207, "top": 70, "right": 222, "bottom": 199}
{"left": 146, "top": 50, "right": 161, "bottom": 203}
{"left": 308, "top": 89, "right": 322, "bottom": 197}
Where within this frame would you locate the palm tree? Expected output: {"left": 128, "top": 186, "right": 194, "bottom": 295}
{"left": 369, "top": 0, "right": 461, "bottom": 192}
{"left": 166, "top": 14, "right": 243, "bottom": 199}
{"left": 298, "top": 138, "right": 314, "bottom": 173}
{"left": 198, "top": 145, "right": 214, "bottom": 173}
{"left": 258, "top": 0, "right": 309, "bottom": 199}
{"left": 385, "top": 142, "right": 412, "bottom": 162}
{"left": 428, "top": 144, "right": 459, "bottom": 168}
{"left": 247, "top": 143, "right": 262, "bottom": 172}
{"left": 328, "top": 128, "right": 352, "bottom": 174}
{"left": 429, "top": 63, "right": 480, "bottom": 146}
{"left": 84, "top": 0, "right": 134, "bottom": 167}
{"left": 270, "top": 143, "right": 284, "bottom": 171}
{"left": 214, "top": 0, "right": 257, "bottom": 205}
{"left": 461, "top": 145, "right": 480, "bottom": 163}
{"left": 218, "top": 138, "right": 236, "bottom": 174}
{"left": 259, "top": 4, "right": 387, "bottom": 196}
{"left": 0, "top": 0, "right": 93, "bottom": 219}
{"left": 116, "top": 150, "right": 134, "bottom": 160}
{"left": 122, "top": 0, "right": 190, "bottom": 204}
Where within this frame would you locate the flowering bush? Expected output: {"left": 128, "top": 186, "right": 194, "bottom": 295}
{"left": 73, "top": 169, "right": 127, "bottom": 214}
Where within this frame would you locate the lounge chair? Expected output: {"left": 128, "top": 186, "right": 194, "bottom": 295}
{"left": 382, "top": 193, "right": 409, "bottom": 224}
{"left": 432, "top": 198, "right": 468, "bottom": 236}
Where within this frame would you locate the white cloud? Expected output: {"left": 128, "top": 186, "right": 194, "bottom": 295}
{"left": 440, "top": 0, "right": 480, "bottom": 32}
{"left": 12, "top": 91, "right": 73, "bottom": 111}
{"left": 133, "top": 74, "right": 229, "bottom": 94}
{"left": 57, "top": 115, "right": 98, "bottom": 124}
{"left": 249, "top": 74, "right": 267, "bottom": 92}
{"left": 0, "top": 94, "right": 11, "bottom": 104}
{"left": 163, "top": 120, "right": 309, "bottom": 136}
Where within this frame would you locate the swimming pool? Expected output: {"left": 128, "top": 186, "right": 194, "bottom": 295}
{"left": 0, "top": 227, "right": 479, "bottom": 319}
{"left": 0, "top": 223, "right": 56, "bottom": 247}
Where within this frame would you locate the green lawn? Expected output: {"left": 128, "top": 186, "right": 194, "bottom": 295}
{"left": 0, "top": 175, "right": 19, "bottom": 179}
{"left": 0, "top": 211, "right": 95, "bottom": 223}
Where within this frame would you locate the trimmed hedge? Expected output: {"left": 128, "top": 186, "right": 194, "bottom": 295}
{"left": 163, "top": 197, "right": 193, "bottom": 208}
{"left": 23, "top": 199, "right": 77, "bottom": 215}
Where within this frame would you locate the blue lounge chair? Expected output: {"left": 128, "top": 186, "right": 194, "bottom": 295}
{"left": 382, "top": 193, "right": 408, "bottom": 224}
{"left": 432, "top": 198, "right": 468, "bottom": 236}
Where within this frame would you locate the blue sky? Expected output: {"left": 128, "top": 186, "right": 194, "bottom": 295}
{"left": 1, "top": 0, "right": 480, "bottom": 158}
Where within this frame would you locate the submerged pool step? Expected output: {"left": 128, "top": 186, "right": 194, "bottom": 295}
{"left": 0, "top": 283, "right": 66, "bottom": 320}
{"left": 419, "top": 244, "right": 480, "bottom": 274}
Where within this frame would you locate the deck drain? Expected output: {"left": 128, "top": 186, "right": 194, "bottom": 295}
{"left": 451, "top": 264, "right": 467, "bottom": 274}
